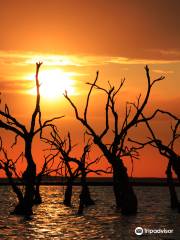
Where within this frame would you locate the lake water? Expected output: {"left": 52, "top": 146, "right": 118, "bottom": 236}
{"left": 0, "top": 186, "right": 180, "bottom": 239}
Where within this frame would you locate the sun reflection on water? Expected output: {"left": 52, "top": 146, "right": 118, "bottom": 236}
{"left": 0, "top": 186, "right": 180, "bottom": 239}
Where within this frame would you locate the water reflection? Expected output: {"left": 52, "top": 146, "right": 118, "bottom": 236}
{"left": 0, "top": 186, "right": 180, "bottom": 239}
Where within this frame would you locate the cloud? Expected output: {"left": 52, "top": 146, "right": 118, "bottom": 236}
{"left": 106, "top": 57, "right": 180, "bottom": 65}
{"left": 0, "top": 51, "right": 79, "bottom": 67}
{"left": 156, "top": 49, "right": 180, "bottom": 57}
{"left": 0, "top": 51, "right": 30, "bottom": 66}
{"left": 146, "top": 49, "right": 180, "bottom": 60}
{"left": 0, "top": 79, "right": 34, "bottom": 93}
{"left": 152, "top": 69, "right": 174, "bottom": 75}
{"left": 0, "top": 50, "right": 179, "bottom": 96}
{"left": 1, "top": 51, "right": 180, "bottom": 69}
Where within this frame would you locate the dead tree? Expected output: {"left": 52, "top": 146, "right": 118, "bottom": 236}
{"left": 64, "top": 66, "right": 164, "bottom": 215}
{"left": 44, "top": 131, "right": 80, "bottom": 206}
{"left": 44, "top": 130, "right": 108, "bottom": 213}
{"left": 77, "top": 144, "right": 97, "bottom": 215}
{"left": 144, "top": 112, "right": 180, "bottom": 210}
{"left": 0, "top": 138, "right": 24, "bottom": 210}
{"left": 34, "top": 152, "right": 60, "bottom": 204}
{"left": 166, "top": 159, "right": 179, "bottom": 209}
{"left": 0, "top": 62, "right": 62, "bottom": 215}
{"left": 129, "top": 110, "right": 180, "bottom": 210}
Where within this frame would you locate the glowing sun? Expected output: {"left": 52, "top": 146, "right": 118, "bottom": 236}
{"left": 28, "top": 69, "right": 75, "bottom": 99}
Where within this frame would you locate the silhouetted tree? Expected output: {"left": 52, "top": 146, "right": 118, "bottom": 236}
{"left": 34, "top": 152, "right": 60, "bottom": 204}
{"left": 0, "top": 62, "right": 62, "bottom": 215}
{"left": 43, "top": 131, "right": 79, "bottom": 206}
{"left": 0, "top": 138, "right": 24, "bottom": 210}
{"left": 44, "top": 130, "right": 109, "bottom": 214}
{"left": 129, "top": 110, "right": 180, "bottom": 210}
{"left": 77, "top": 143, "right": 96, "bottom": 215}
{"left": 64, "top": 66, "right": 164, "bottom": 215}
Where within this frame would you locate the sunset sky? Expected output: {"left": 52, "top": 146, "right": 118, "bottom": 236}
{"left": 0, "top": 0, "right": 179, "bottom": 177}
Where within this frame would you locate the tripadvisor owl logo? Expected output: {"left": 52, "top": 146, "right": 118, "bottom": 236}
{"left": 135, "top": 227, "right": 143, "bottom": 235}
{"left": 135, "top": 226, "right": 174, "bottom": 236}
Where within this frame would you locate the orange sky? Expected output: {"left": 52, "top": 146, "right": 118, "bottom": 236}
{"left": 0, "top": 0, "right": 179, "bottom": 177}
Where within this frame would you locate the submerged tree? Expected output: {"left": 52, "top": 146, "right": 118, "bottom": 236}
{"left": 0, "top": 137, "right": 25, "bottom": 210}
{"left": 44, "top": 130, "right": 108, "bottom": 214}
{"left": 43, "top": 131, "right": 77, "bottom": 206}
{"left": 0, "top": 62, "right": 62, "bottom": 215}
{"left": 129, "top": 110, "right": 180, "bottom": 210}
{"left": 64, "top": 66, "right": 164, "bottom": 215}
{"left": 34, "top": 152, "right": 60, "bottom": 204}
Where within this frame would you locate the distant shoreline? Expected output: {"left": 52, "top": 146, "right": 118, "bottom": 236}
{"left": 0, "top": 177, "right": 179, "bottom": 186}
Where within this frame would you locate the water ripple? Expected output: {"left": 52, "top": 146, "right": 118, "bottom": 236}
{"left": 0, "top": 186, "right": 180, "bottom": 239}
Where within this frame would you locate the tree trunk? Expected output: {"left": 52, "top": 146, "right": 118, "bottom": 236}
{"left": 4, "top": 166, "right": 25, "bottom": 215}
{"left": 166, "top": 160, "right": 179, "bottom": 209}
{"left": 4, "top": 162, "right": 35, "bottom": 215}
{"left": 171, "top": 156, "right": 180, "bottom": 184}
{"left": 78, "top": 185, "right": 95, "bottom": 215}
{"left": 34, "top": 181, "right": 42, "bottom": 204}
{"left": 94, "top": 138, "right": 137, "bottom": 214}
{"left": 78, "top": 188, "right": 85, "bottom": 215}
{"left": 21, "top": 164, "right": 36, "bottom": 215}
{"left": 13, "top": 166, "right": 36, "bottom": 215}
{"left": 63, "top": 178, "right": 73, "bottom": 206}
{"left": 112, "top": 158, "right": 137, "bottom": 215}
{"left": 83, "top": 185, "right": 95, "bottom": 206}
{"left": 78, "top": 168, "right": 94, "bottom": 215}
{"left": 13, "top": 140, "right": 36, "bottom": 215}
